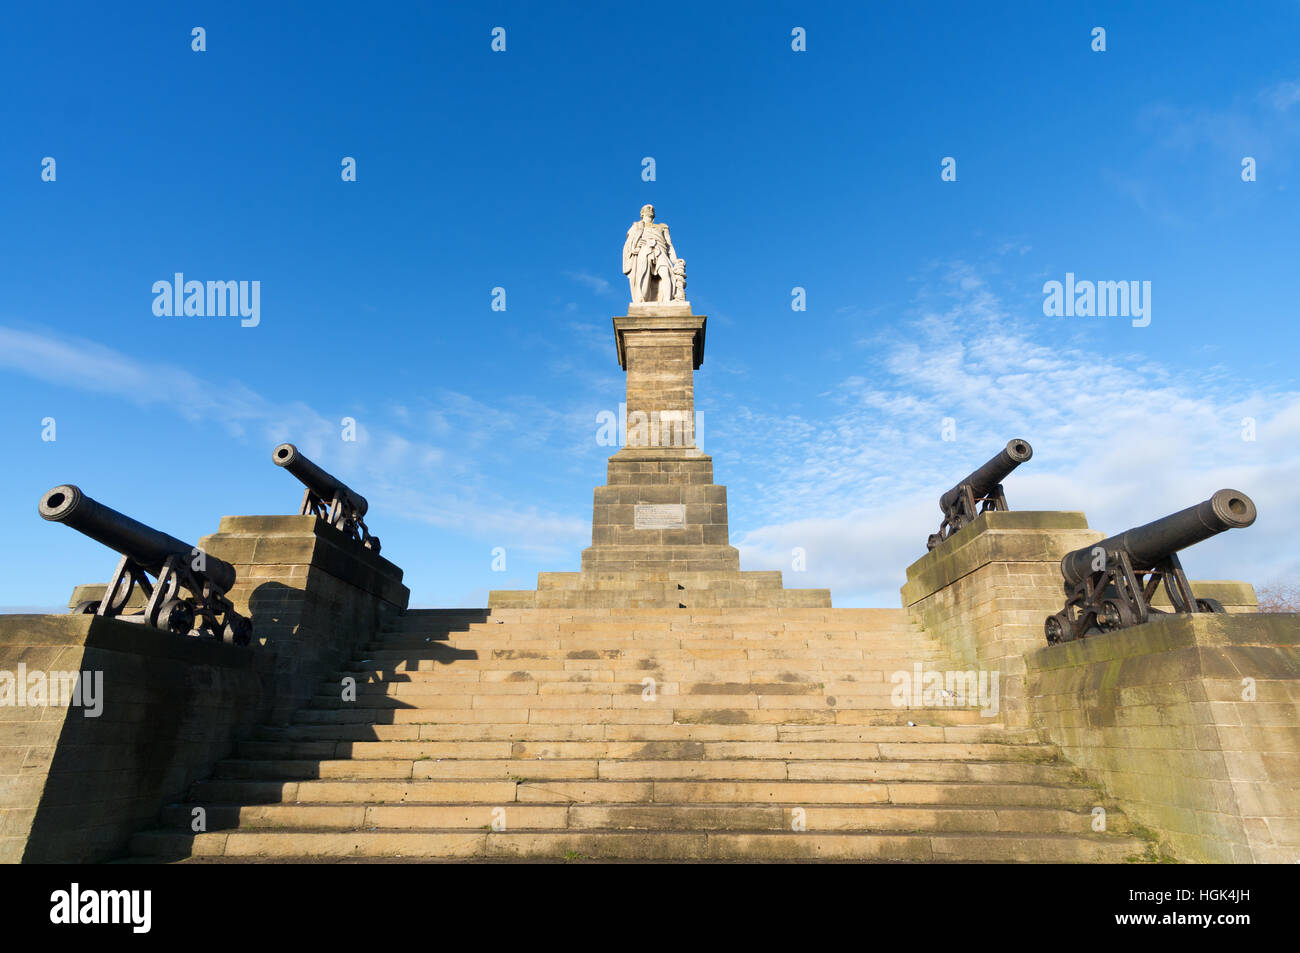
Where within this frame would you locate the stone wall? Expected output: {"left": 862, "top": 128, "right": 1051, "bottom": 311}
{"left": 0, "top": 614, "right": 271, "bottom": 863}
{"left": 901, "top": 511, "right": 1102, "bottom": 724}
{"left": 1150, "top": 580, "right": 1258, "bottom": 613}
{"left": 198, "top": 515, "right": 409, "bottom": 723}
{"left": 1025, "top": 612, "right": 1300, "bottom": 863}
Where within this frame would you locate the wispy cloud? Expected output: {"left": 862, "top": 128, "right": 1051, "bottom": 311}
{"left": 720, "top": 266, "right": 1300, "bottom": 605}
{"left": 1263, "top": 79, "right": 1300, "bottom": 112}
{"left": 564, "top": 269, "right": 616, "bottom": 297}
{"left": 0, "top": 325, "right": 589, "bottom": 560}
{"left": 6, "top": 258, "right": 1297, "bottom": 609}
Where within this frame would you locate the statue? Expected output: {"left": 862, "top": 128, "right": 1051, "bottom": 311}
{"left": 622, "top": 205, "right": 686, "bottom": 304}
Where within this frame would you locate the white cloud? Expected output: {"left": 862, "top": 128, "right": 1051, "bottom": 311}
{"left": 1264, "top": 79, "right": 1300, "bottom": 112}
{"left": 564, "top": 269, "right": 614, "bottom": 297}
{"left": 7, "top": 261, "right": 1297, "bottom": 612}
{"left": 724, "top": 268, "right": 1300, "bottom": 606}
{"left": 0, "top": 324, "right": 589, "bottom": 560}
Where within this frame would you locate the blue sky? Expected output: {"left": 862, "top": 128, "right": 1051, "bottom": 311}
{"left": 2, "top": 1, "right": 1298, "bottom": 611}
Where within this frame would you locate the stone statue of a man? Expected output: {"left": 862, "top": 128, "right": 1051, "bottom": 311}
{"left": 622, "top": 205, "right": 685, "bottom": 304}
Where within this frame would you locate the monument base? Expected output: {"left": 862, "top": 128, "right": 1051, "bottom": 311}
{"left": 492, "top": 304, "right": 829, "bottom": 609}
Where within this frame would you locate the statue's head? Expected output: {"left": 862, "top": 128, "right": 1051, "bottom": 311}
{"left": 640, "top": 204, "right": 655, "bottom": 223}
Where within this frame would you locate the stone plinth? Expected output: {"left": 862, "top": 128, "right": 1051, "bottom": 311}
{"left": 1151, "top": 580, "right": 1258, "bottom": 612}
{"left": 583, "top": 450, "right": 739, "bottom": 574}
{"left": 491, "top": 305, "right": 829, "bottom": 609}
{"left": 614, "top": 309, "right": 705, "bottom": 421}
{"left": 67, "top": 584, "right": 145, "bottom": 611}
{"left": 1026, "top": 612, "right": 1300, "bottom": 863}
{"left": 901, "top": 511, "right": 1103, "bottom": 724}
{"left": 902, "top": 509, "right": 1266, "bottom": 728}
{"left": 198, "top": 515, "right": 409, "bottom": 722}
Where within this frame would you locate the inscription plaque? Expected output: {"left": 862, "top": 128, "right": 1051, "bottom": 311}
{"left": 634, "top": 503, "right": 686, "bottom": 530}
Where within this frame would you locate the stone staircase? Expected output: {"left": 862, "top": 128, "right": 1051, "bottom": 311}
{"left": 129, "top": 608, "right": 1150, "bottom": 862}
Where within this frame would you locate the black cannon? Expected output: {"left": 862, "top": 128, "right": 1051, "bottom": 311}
{"left": 1044, "top": 489, "right": 1257, "bottom": 644}
{"left": 272, "top": 443, "right": 380, "bottom": 552}
{"left": 39, "top": 485, "right": 252, "bottom": 645}
{"left": 927, "top": 439, "right": 1034, "bottom": 550}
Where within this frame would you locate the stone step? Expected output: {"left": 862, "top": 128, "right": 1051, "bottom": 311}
{"left": 340, "top": 657, "right": 951, "bottom": 681}
{"left": 388, "top": 609, "right": 492, "bottom": 623}
{"left": 234, "top": 738, "right": 1054, "bottom": 762}
{"left": 536, "top": 576, "right": 788, "bottom": 593}
{"left": 473, "top": 615, "right": 917, "bottom": 626}
{"left": 368, "top": 633, "right": 930, "bottom": 650}
{"left": 129, "top": 829, "right": 1146, "bottom": 863}
{"left": 331, "top": 666, "right": 945, "bottom": 684}
{"left": 359, "top": 643, "right": 947, "bottom": 661}
{"left": 254, "top": 723, "right": 1034, "bottom": 744}
{"left": 361, "top": 641, "right": 943, "bottom": 656}
{"left": 378, "top": 623, "right": 927, "bottom": 635}
{"left": 159, "top": 801, "right": 1124, "bottom": 835}
{"left": 311, "top": 693, "right": 994, "bottom": 715}
{"left": 392, "top": 608, "right": 913, "bottom": 624}
{"left": 386, "top": 616, "right": 923, "bottom": 632}
{"left": 503, "top": 591, "right": 836, "bottom": 610}
{"left": 290, "top": 706, "right": 996, "bottom": 726}
{"left": 192, "top": 761, "right": 1088, "bottom": 800}
{"left": 322, "top": 678, "right": 968, "bottom": 699}
{"left": 214, "top": 756, "right": 1066, "bottom": 782}
{"left": 342, "top": 655, "right": 953, "bottom": 674}
{"left": 536, "top": 571, "right": 787, "bottom": 591}
{"left": 300, "top": 690, "right": 990, "bottom": 713}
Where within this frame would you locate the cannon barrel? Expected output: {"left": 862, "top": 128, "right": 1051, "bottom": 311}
{"left": 272, "top": 443, "right": 368, "bottom": 517}
{"left": 939, "top": 439, "right": 1033, "bottom": 512}
{"left": 38, "top": 485, "right": 236, "bottom": 594}
{"left": 1061, "top": 489, "right": 1257, "bottom": 587}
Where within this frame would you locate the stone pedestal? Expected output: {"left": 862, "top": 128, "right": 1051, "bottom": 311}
{"left": 198, "top": 515, "right": 409, "bottom": 722}
{"left": 491, "top": 303, "right": 829, "bottom": 609}
{"left": 901, "top": 511, "right": 1103, "bottom": 725}
{"left": 901, "top": 511, "right": 1264, "bottom": 726}
{"left": 64, "top": 516, "right": 409, "bottom": 720}
{"left": 1026, "top": 612, "right": 1300, "bottom": 863}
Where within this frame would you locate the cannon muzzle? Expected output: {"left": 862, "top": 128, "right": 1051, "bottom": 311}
{"left": 940, "top": 439, "right": 1033, "bottom": 512}
{"left": 40, "top": 483, "right": 250, "bottom": 643}
{"left": 272, "top": 443, "right": 369, "bottom": 518}
{"left": 1061, "top": 489, "right": 1256, "bottom": 587}
{"left": 1046, "top": 489, "right": 1257, "bottom": 645}
{"left": 927, "top": 438, "right": 1034, "bottom": 550}
{"left": 272, "top": 442, "right": 380, "bottom": 552}
{"left": 39, "top": 484, "right": 236, "bottom": 594}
